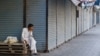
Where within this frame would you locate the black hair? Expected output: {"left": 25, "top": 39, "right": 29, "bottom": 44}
{"left": 28, "top": 24, "right": 34, "bottom": 28}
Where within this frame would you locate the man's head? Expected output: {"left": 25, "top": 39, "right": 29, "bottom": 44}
{"left": 28, "top": 24, "right": 34, "bottom": 31}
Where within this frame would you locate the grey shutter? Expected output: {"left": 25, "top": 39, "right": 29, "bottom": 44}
{"left": 57, "top": 0, "right": 65, "bottom": 46}
{"left": 65, "top": 0, "right": 72, "bottom": 41}
{"left": 26, "top": 0, "right": 46, "bottom": 51}
{"left": 48, "top": 0, "right": 57, "bottom": 50}
{"left": 71, "top": 3, "right": 76, "bottom": 37}
{"left": 82, "top": 9, "right": 84, "bottom": 32}
{"left": 78, "top": 7, "right": 82, "bottom": 34}
{"left": 84, "top": 9, "right": 87, "bottom": 31}
{"left": 0, "top": 0, "right": 23, "bottom": 40}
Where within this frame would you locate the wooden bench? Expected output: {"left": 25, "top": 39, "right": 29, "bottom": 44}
{"left": 0, "top": 43, "right": 31, "bottom": 56}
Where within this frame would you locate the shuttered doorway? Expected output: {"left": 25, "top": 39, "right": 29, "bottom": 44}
{"left": 0, "top": 0, "right": 23, "bottom": 41}
{"left": 26, "top": 0, "right": 46, "bottom": 51}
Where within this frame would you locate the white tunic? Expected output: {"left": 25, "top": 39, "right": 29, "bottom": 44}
{"left": 22, "top": 28, "right": 37, "bottom": 53}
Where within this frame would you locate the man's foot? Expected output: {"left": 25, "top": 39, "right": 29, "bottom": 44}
{"left": 31, "top": 53, "right": 40, "bottom": 56}
{"left": 31, "top": 50, "right": 39, "bottom": 55}
{"left": 33, "top": 53, "right": 39, "bottom": 55}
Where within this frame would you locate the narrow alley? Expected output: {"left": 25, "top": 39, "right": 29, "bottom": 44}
{"left": 40, "top": 25, "right": 100, "bottom": 56}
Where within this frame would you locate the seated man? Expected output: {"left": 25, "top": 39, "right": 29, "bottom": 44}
{"left": 21, "top": 24, "right": 37, "bottom": 54}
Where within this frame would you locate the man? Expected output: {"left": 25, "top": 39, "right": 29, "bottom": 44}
{"left": 22, "top": 24, "right": 37, "bottom": 54}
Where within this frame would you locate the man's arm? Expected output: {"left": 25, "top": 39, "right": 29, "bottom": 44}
{"left": 22, "top": 28, "right": 28, "bottom": 44}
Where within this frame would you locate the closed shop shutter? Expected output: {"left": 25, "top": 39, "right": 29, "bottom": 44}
{"left": 57, "top": 0, "right": 65, "bottom": 46}
{"left": 65, "top": 0, "right": 72, "bottom": 41}
{"left": 76, "top": 7, "right": 79, "bottom": 35}
{"left": 84, "top": 9, "right": 88, "bottom": 31}
{"left": 89, "top": 8, "right": 93, "bottom": 28}
{"left": 48, "top": 0, "right": 57, "bottom": 50}
{"left": 92, "top": 12, "right": 96, "bottom": 26}
{"left": 71, "top": 3, "right": 76, "bottom": 37}
{"left": 82, "top": 9, "right": 84, "bottom": 32}
{"left": 87, "top": 9, "right": 90, "bottom": 29}
{"left": 90, "top": 8, "right": 93, "bottom": 27}
{"left": 78, "top": 7, "right": 82, "bottom": 34}
{"left": 26, "top": 0, "right": 46, "bottom": 51}
{"left": 0, "top": 0, "right": 23, "bottom": 40}
{"left": 92, "top": 10, "right": 95, "bottom": 26}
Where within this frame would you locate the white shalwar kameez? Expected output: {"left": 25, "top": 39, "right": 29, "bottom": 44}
{"left": 22, "top": 28, "right": 37, "bottom": 53}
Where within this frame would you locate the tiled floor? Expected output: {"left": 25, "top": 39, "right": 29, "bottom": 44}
{"left": 40, "top": 25, "right": 100, "bottom": 56}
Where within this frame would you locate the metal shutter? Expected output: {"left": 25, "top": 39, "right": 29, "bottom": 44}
{"left": 57, "top": 0, "right": 65, "bottom": 46}
{"left": 87, "top": 9, "right": 90, "bottom": 29}
{"left": 71, "top": 3, "right": 76, "bottom": 37}
{"left": 81, "top": 9, "right": 84, "bottom": 32}
{"left": 65, "top": 0, "right": 72, "bottom": 41}
{"left": 83, "top": 9, "right": 88, "bottom": 31}
{"left": 0, "top": 0, "right": 23, "bottom": 40}
{"left": 48, "top": 0, "right": 57, "bottom": 50}
{"left": 78, "top": 7, "right": 82, "bottom": 34}
{"left": 26, "top": 0, "right": 46, "bottom": 51}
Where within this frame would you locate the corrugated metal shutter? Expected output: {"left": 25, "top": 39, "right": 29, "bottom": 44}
{"left": 48, "top": 0, "right": 57, "bottom": 50}
{"left": 65, "top": 0, "right": 72, "bottom": 41}
{"left": 90, "top": 8, "right": 93, "bottom": 27}
{"left": 57, "top": 0, "right": 65, "bottom": 46}
{"left": 0, "top": 0, "right": 23, "bottom": 40}
{"left": 26, "top": 0, "right": 46, "bottom": 51}
{"left": 88, "top": 8, "right": 92, "bottom": 28}
{"left": 93, "top": 12, "right": 96, "bottom": 26}
{"left": 92, "top": 11, "right": 94, "bottom": 26}
{"left": 96, "top": 11, "right": 99, "bottom": 24}
{"left": 76, "top": 7, "right": 79, "bottom": 35}
{"left": 87, "top": 9, "right": 90, "bottom": 29}
{"left": 71, "top": 3, "right": 76, "bottom": 37}
{"left": 83, "top": 9, "right": 88, "bottom": 31}
{"left": 81, "top": 9, "right": 84, "bottom": 32}
{"left": 78, "top": 7, "right": 82, "bottom": 34}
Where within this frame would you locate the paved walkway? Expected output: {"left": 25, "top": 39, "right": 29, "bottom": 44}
{"left": 40, "top": 25, "right": 100, "bottom": 56}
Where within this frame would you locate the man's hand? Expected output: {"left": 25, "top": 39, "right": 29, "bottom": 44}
{"left": 23, "top": 40, "right": 28, "bottom": 45}
{"left": 23, "top": 40, "right": 28, "bottom": 54}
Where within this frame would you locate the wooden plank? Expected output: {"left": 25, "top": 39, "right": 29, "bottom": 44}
{"left": 0, "top": 43, "right": 30, "bottom": 55}
{"left": 0, "top": 48, "right": 9, "bottom": 50}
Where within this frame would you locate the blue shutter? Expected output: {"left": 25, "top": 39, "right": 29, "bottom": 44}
{"left": 26, "top": 0, "right": 46, "bottom": 51}
{"left": 0, "top": 0, "right": 23, "bottom": 40}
